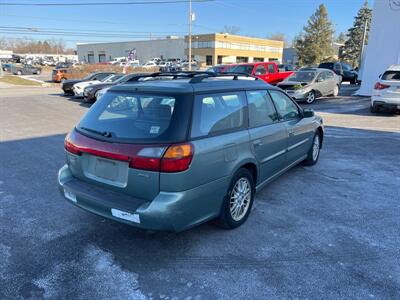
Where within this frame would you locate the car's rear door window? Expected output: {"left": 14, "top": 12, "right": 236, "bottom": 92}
{"left": 382, "top": 71, "right": 400, "bottom": 81}
{"left": 191, "top": 92, "right": 246, "bottom": 138}
{"left": 247, "top": 90, "right": 279, "bottom": 127}
{"left": 77, "top": 92, "right": 187, "bottom": 143}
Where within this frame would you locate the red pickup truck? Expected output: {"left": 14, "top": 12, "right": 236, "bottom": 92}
{"left": 224, "top": 62, "right": 294, "bottom": 84}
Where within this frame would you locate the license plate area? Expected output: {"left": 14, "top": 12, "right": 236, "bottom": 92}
{"left": 83, "top": 154, "right": 129, "bottom": 188}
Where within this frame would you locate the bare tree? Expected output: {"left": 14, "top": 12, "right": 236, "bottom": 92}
{"left": 222, "top": 25, "right": 241, "bottom": 35}
{"left": 267, "top": 32, "right": 287, "bottom": 46}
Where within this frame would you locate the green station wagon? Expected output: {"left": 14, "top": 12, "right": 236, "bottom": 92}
{"left": 58, "top": 72, "right": 324, "bottom": 232}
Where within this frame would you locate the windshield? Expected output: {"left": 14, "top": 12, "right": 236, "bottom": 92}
{"left": 101, "top": 75, "right": 117, "bottom": 82}
{"left": 77, "top": 92, "right": 187, "bottom": 143}
{"left": 286, "top": 71, "right": 316, "bottom": 83}
{"left": 108, "top": 74, "right": 124, "bottom": 82}
{"left": 225, "top": 65, "right": 254, "bottom": 75}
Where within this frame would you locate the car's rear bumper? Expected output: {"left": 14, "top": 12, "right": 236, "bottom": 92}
{"left": 58, "top": 164, "right": 227, "bottom": 232}
{"left": 372, "top": 95, "right": 400, "bottom": 108}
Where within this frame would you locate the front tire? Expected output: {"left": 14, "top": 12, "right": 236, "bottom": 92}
{"left": 305, "top": 91, "right": 316, "bottom": 104}
{"left": 17, "top": 71, "right": 22, "bottom": 75}
{"left": 303, "top": 132, "right": 321, "bottom": 166}
{"left": 218, "top": 168, "right": 255, "bottom": 229}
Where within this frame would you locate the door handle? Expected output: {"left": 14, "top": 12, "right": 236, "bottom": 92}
{"left": 288, "top": 129, "right": 295, "bottom": 136}
{"left": 253, "top": 139, "right": 263, "bottom": 147}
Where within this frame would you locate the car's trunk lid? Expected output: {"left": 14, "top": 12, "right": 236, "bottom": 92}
{"left": 65, "top": 129, "right": 163, "bottom": 201}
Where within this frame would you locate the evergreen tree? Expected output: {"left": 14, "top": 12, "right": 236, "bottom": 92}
{"left": 294, "top": 4, "right": 335, "bottom": 66}
{"left": 340, "top": 1, "right": 372, "bottom": 67}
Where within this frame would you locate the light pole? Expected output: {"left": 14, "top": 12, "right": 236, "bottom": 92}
{"left": 188, "top": 0, "right": 192, "bottom": 71}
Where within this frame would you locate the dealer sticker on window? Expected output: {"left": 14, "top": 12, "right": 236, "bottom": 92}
{"left": 150, "top": 126, "right": 160, "bottom": 134}
{"left": 111, "top": 208, "right": 141, "bottom": 223}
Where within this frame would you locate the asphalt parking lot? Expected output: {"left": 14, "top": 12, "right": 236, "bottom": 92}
{"left": 0, "top": 85, "right": 399, "bottom": 299}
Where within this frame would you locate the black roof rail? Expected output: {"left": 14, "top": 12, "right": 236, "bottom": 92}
{"left": 188, "top": 72, "right": 258, "bottom": 83}
{"left": 124, "top": 71, "right": 258, "bottom": 84}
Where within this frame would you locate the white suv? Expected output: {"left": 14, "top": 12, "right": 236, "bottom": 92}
{"left": 371, "top": 65, "right": 400, "bottom": 113}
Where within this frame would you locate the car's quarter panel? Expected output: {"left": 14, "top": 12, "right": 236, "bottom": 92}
{"left": 159, "top": 130, "right": 252, "bottom": 225}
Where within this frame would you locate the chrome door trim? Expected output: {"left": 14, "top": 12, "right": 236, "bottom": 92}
{"left": 287, "top": 138, "right": 309, "bottom": 152}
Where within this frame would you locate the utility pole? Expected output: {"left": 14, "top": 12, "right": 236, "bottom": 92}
{"left": 188, "top": 0, "right": 192, "bottom": 71}
{"left": 0, "top": 61, "right": 3, "bottom": 78}
{"left": 359, "top": 18, "right": 368, "bottom": 68}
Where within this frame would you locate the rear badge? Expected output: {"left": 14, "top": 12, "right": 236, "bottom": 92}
{"left": 111, "top": 208, "right": 141, "bottom": 223}
{"left": 64, "top": 188, "right": 77, "bottom": 203}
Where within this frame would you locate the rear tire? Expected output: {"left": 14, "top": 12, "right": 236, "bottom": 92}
{"left": 330, "top": 85, "right": 339, "bottom": 97}
{"left": 370, "top": 103, "right": 380, "bottom": 113}
{"left": 17, "top": 71, "right": 22, "bottom": 75}
{"left": 36, "top": 70, "right": 41, "bottom": 75}
{"left": 218, "top": 168, "right": 255, "bottom": 229}
{"left": 303, "top": 132, "right": 321, "bottom": 166}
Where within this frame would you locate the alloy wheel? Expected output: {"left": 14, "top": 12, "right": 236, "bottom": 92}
{"left": 306, "top": 91, "right": 315, "bottom": 104}
{"left": 312, "top": 134, "right": 320, "bottom": 161}
{"left": 230, "top": 178, "right": 252, "bottom": 221}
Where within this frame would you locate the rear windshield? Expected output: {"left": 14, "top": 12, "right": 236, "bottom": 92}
{"left": 382, "top": 71, "right": 400, "bottom": 81}
{"left": 225, "top": 65, "right": 254, "bottom": 75}
{"left": 77, "top": 92, "right": 189, "bottom": 143}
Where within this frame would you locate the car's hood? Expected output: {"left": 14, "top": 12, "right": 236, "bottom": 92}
{"left": 278, "top": 81, "right": 309, "bottom": 86}
{"left": 85, "top": 82, "right": 113, "bottom": 90}
{"left": 74, "top": 80, "right": 101, "bottom": 89}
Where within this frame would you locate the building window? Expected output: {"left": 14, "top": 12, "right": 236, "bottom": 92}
{"left": 206, "top": 55, "right": 213, "bottom": 66}
{"left": 217, "top": 56, "right": 223, "bottom": 64}
{"left": 236, "top": 56, "right": 248, "bottom": 63}
{"left": 254, "top": 57, "right": 264, "bottom": 62}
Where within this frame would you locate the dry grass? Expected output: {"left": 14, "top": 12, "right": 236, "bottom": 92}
{"left": 0, "top": 75, "right": 42, "bottom": 86}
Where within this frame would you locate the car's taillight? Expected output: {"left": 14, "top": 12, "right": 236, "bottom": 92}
{"left": 374, "top": 82, "right": 390, "bottom": 90}
{"left": 64, "top": 134, "right": 81, "bottom": 155}
{"left": 161, "top": 143, "right": 193, "bottom": 172}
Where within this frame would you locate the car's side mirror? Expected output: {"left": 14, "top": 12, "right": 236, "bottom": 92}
{"left": 316, "top": 78, "right": 323, "bottom": 82}
{"left": 302, "top": 108, "right": 315, "bottom": 118}
{"left": 255, "top": 72, "right": 262, "bottom": 76}
{"left": 378, "top": 74, "right": 382, "bottom": 78}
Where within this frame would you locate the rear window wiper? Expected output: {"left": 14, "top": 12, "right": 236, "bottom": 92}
{"left": 80, "top": 126, "right": 112, "bottom": 138}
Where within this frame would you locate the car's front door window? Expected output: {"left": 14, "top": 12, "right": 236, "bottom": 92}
{"left": 269, "top": 90, "right": 300, "bottom": 121}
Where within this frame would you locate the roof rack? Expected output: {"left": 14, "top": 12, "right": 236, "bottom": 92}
{"left": 188, "top": 72, "right": 258, "bottom": 83}
{"left": 125, "top": 71, "right": 258, "bottom": 84}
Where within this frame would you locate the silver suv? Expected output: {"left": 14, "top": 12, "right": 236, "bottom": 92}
{"left": 58, "top": 73, "right": 324, "bottom": 232}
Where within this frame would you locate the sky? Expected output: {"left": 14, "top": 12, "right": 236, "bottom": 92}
{"left": 0, "top": 0, "right": 374, "bottom": 48}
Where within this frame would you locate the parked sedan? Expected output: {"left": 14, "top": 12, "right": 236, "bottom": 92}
{"left": 83, "top": 73, "right": 147, "bottom": 102}
{"left": 73, "top": 74, "right": 121, "bottom": 97}
{"left": 61, "top": 72, "right": 116, "bottom": 94}
{"left": 12, "top": 64, "right": 42, "bottom": 75}
{"left": 278, "top": 68, "right": 340, "bottom": 104}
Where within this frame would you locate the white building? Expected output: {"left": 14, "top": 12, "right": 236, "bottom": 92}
{"left": 357, "top": 0, "right": 400, "bottom": 96}
{"left": 76, "top": 36, "right": 185, "bottom": 64}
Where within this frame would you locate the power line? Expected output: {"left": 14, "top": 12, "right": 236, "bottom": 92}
{"left": 0, "top": 26, "right": 187, "bottom": 35}
{"left": 0, "top": 0, "right": 214, "bottom": 6}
